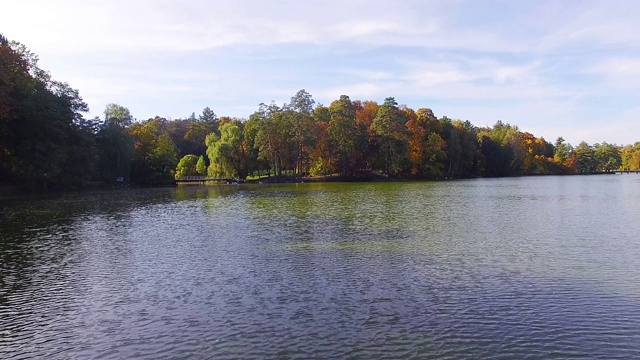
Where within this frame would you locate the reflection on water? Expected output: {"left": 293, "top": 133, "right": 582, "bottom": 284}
{"left": 2, "top": 175, "right": 640, "bottom": 359}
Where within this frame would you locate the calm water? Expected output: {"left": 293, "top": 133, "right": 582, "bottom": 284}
{"left": 2, "top": 175, "right": 640, "bottom": 359}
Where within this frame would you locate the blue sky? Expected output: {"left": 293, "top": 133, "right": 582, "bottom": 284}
{"left": 3, "top": 0, "right": 640, "bottom": 145}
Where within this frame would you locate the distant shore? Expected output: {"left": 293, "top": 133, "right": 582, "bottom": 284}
{"left": 2, "top": 171, "right": 634, "bottom": 199}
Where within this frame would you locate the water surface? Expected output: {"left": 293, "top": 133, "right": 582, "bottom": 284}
{"left": 2, "top": 175, "right": 640, "bottom": 359}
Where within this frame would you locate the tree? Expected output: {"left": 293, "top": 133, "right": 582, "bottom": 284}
{"left": 206, "top": 120, "right": 249, "bottom": 179}
{"left": 243, "top": 113, "right": 270, "bottom": 177}
{"left": 196, "top": 155, "right": 207, "bottom": 175}
{"left": 251, "top": 102, "right": 297, "bottom": 177}
{"left": 104, "top": 103, "right": 133, "bottom": 127}
{"left": 440, "top": 119, "right": 462, "bottom": 178}
{"left": 152, "top": 134, "right": 179, "bottom": 181}
{"left": 0, "top": 38, "right": 100, "bottom": 190}
{"left": 593, "top": 142, "right": 621, "bottom": 172}
{"left": 371, "top": 97, "right": 409, "bottom": 176}
{"left": 479, "top": 135, "right": 512, "bottom": 177}
{"left": 554, "top": 137, "right": 573, "bottom": 164}
{"left": 127, "top": 116, "right": 179, "bottom": 184}
{"left": 575, "top": 141, "right": 596, "bottom": 173}
{"left": 353, "top": 100, "right": 380, "bottom": 170}
{"left": 307, "top": 120, "right": 333, "bottom": 176}
{"left": 328, "top": 95, "right": 360, "bottom": 176}
{"left": 621, "top": 142, "right": 640, "bottom": 170}
{"left": 175, "top": 154, "right": 199, "bottom": 179}
{"left": 313, "top": 105, "right": 331, "bottom": 123}
{"left": 355, "top": 100, "right": 379, "bottom": 128}
{"left": 289, "top": 89, "right": 316, "bottom": 178}
{"left": 96, "top": 104, "right": 136, "bottom": 183}
{"left": 289, "top": 89, "right": 315, "bottom": 115}
{"left": 199, "top": 106, "right": 218, "bottom": 123}
{"left": 406, "top": 107, "right": 446, "bottom": 177}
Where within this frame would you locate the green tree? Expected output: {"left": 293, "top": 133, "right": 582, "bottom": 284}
{"left": 104, "top": 103, "right": 133, "bottom": 127}
{"left": 479, "top": 135, "right": 512, "bottom": 177}
{"left": 328, "top": 95, "right": 361, "bottom": 176}
{"left": 252, "top": 102, "right": 297, "bottom": 177}
{"left": 152, "top": 134, "right": 179, "bottom": 181}
{"left": 441, "top": 119, "right": 462, "bottom": 177}
{"left": 313, "top": 105, "right": 331, "bottom": 123}
{"left": 371, "top": 97, "right": 409, "bottom": 176}
{"left": 554, "top": 137, "right": 573, "bottom": 164}
{"left": 593, "top": 142, "right": 621, "bottom": 172}
{"left": 289, "top": 89, "right": 316, "bottom": 178}
{"left": 127, "top": 116, "right": 179, "bottom": 184}
{"left": 0, "top": 38, "right": 98, "bottom": 190}
{"left": 243, "top": 113, "right": 270, "bottom": 177}
{"left": 175, "top": 154, "right": 199, "bottom": 179}
{"left": 199, "top": 106, "right": 218, "bottom": 123}
{"left": 206, "top": 120, "right": 249, "bottom": 179}
{"left": 196, "top": 155, "right": 207, "bottom": 175}
{"left": 575, "top": 141, "right": 596, "bottom": 173}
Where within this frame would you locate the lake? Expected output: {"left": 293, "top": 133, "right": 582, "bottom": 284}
{"left": 1, "top": 175, "right": 640, "bottom": 359}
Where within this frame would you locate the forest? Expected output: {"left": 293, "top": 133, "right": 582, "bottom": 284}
{"left": 2, "top": 36, "right": 640, "bottom": 192}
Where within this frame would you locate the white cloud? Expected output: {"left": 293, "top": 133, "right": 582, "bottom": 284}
{"left": 397, "top": 57, "right": 564, "bottom": 102}
{"left": 589, "top": 58, "right": 640, "bottom": 76}
{"left": 536, "top": 2, "right": 640, "bottom": 53}
{"left": 327, "top": 20, "right": 408, "bottom": 40}
{"left": 0, "top": 0, "right": 550, "bottom": 55}
{"left": 585, "top": 57, "right": 640, "bottom": 93}
{"left": 332, "top": 68, "right": 395, "bottom": 81}
{"left": 2, "top": 0, "right": 640, "bottom": 145}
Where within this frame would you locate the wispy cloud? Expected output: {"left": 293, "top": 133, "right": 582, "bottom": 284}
{"left": 589, "top": 58, "right": 640, "bottom": 77}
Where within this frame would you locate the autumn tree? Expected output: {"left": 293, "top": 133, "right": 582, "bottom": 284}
{"left": 309, "top": 105, "right": 333, "bottom": 175}
{"left": 621, "top": 142, "right": 640, "bottom": 170}
{"left": 406, "top": 107, "right": 446, "bottom": 177}
{"left": 355, "top": 100, "right": 380, "bottom": 169}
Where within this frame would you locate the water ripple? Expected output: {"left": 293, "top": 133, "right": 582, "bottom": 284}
{"left": 2, "top": 177, "right": 640, "bottom": 358}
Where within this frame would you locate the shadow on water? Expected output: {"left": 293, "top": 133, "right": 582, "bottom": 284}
{"left": 0, "top": 202, "right": 81, "bottom": 307}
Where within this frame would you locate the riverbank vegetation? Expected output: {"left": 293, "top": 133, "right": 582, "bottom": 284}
{"left": 2, "top": 36, "right": 639, "bottom": 192}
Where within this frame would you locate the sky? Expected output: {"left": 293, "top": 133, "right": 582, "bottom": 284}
{"left": 2, "top": 0, "right": 640, "bottom": 145}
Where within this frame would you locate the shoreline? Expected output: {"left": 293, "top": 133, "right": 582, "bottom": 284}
{"left": 0, "top": 171, "right": 629, "bottom": 200}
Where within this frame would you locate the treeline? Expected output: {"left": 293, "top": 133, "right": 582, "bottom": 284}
{"left": 194, "top": 93, "right": 636, "bottom": 180}
{"left": 2, "top": 37, "right": 640, "bottom": 192}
